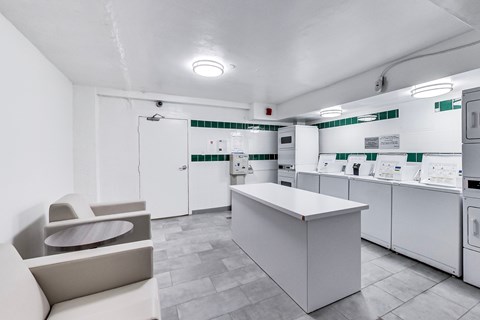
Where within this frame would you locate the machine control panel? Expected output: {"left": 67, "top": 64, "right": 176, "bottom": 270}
{"left": 230, "top": 153, "right": 249, "bottom": 175}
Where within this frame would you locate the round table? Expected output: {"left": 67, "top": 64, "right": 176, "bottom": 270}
{"left": 45, "top": 220, "right": 134, "bottom": 252}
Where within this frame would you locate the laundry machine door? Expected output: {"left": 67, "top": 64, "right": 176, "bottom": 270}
{"left": 468, "top": 207, "right": 480, "bottom": 248}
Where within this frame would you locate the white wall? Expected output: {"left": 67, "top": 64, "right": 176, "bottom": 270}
{"left": 0, "top": 13, "right": 73, "bottom": 258}
{"left": 73, "top": 87, "right": 285, "bottom": 212}
{"left": 317, "top": 92, "right": 462, "bottom": 154}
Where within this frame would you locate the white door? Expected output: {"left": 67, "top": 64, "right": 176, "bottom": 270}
{"left": 466, "top": 99, "right": 480, "bottom": 140}
{"left": 468, "top": 207, "right": 480, "bottom": 248}
{"left": 139, "top": 118, "right": 189, "bottom": 219}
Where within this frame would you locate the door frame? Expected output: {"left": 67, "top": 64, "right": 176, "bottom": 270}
{"left": 137, "top": 116, "right": 191, "bottom": 217}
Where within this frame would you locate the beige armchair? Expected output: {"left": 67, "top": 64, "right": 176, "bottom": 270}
{"left": 0, "top": 240, "right": 160, "bottom": 320}
{"left": 45, "top": 194, "right": 151, "bottom": 252}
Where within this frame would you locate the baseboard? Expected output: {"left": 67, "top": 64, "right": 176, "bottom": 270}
{"left": 192, "top": 206, "right": 232, "bottom": 215}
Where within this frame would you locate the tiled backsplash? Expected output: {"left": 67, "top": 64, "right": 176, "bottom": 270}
{"left": 191, "top": 154, "right": 278, "bottom": 162}
{"left": 191, "top": 120, "right": 285, "bottom": 131}
{"left": 335, "top": 152, "right": 424, "bottom": 162}
{"left": 314, "top": 109, "right": 399, "bottom": 129}
{"left": 434, "top": 98, "right": 461, "bottom": 112}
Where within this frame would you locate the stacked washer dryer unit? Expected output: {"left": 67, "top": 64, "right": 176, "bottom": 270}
{"left": 462, "top": 87, "right": 480, "bottom": 288}
{"left": 277, "top": 125, "right": 319, "bottom": 187}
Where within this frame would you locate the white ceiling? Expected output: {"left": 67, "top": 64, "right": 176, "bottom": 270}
{"left": 297, "top": 67, "right": 480, "bottom": 122}
{"left": 0, "top": 0, "right": 473, "bottom": 104}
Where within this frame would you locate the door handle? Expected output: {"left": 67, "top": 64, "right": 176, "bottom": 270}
{"left": 471, "top": 112, "right": 478, "bottom": 128}
{"left": 472, "top": 218, "right": 479, "bottom": 236}
{"left": 178, "top": 165, "right": 188, "bottom": 171}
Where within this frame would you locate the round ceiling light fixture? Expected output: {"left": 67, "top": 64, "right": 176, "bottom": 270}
{"left": 319, "top": 107, "right": 342, "bottom": 118}
{"left": 192, "top": 60, "right": 224, "bottom": 77}
{"left": 357, "top": 114, "right": 377, "bottom": 122}
{"left": 411, "top": 83, "right": 453, "bottom": 98}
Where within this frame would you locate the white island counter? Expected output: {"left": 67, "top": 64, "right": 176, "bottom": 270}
{"left": 231, "top": 183, "right": 368, "bottom": 313}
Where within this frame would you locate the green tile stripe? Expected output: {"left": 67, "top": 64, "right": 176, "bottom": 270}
{"left": 334, "top": 152, "right": 424, "bottom": 162}
{"left": 435, "top": 98, "right": 461, "bottom": 112}
{"left": 315, "top": 109, "right": 399, "bottom": 129}
{"left": 191, "top": 154, "right": 278, "bottom": 162}
{"left": 191, "top": 120, "right": 285, "bottom": 131}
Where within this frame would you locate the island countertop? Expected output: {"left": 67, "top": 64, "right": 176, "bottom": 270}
{"left": 230, "top": 183, "right": 368, "bottom": 221}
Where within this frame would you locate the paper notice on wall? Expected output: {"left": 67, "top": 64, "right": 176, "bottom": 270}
{"left": 379, "top": 135, "right": 400, "bottom": 149}
{"left": 230, "top": 132, "right": 246, "bottom": 153}
{"left": 365, "top": 135, "right": 400, "bottom": 149}
{"left": 365, "top": 137, "right": 379, "bottom": 149}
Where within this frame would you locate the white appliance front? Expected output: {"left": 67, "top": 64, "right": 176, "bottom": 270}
{"left": 296, "top": 172, "right": 320, "bottom": 193}
{"left": 278, "top": 169, "right": 296, "bottom": 188}
{"left": 392, "top": 184, "right": 462, "bottom": 275}
{"left": 463, "top": 87, "right": 480, "bottom": 143}
{"left": 139, "top": 118, "right": 189, "bottom": 219}
{"left": 278, "top": 148, "right": 295, "bottom": 166}
{"left": 319, "top": 175, "right": 349, "bottom": 200}
{"left": 350, "top": 178, "right": 392, "bottom": 248}
{"left": 278, "top": 127, "right": 295, "bottom": 149}
{"left": 463, "top": 197, "right": 480, "bottom": 250}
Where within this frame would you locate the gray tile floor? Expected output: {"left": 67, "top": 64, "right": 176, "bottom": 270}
{"left": 152, "top": 211, "right": 480, "bottom": 320}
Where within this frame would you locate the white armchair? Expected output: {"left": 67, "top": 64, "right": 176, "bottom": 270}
{"left": 0, "top": 240, "right": 160, "bottom": 320}
{"left": 44, "top": 194, "right": 151, "bottom": 253}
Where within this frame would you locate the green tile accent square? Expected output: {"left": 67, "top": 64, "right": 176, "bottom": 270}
{"left": 198, "top": 120, "right": 204, "bottom": 127}
{"left": 229, "top": 122, "right": 236, "bottom": 129}
{"left": 407, "top": 153, "right": 416, "bottom": 162}
{"left": 212, "top": 121, "right": 218, "bottom": 128}
{"left": 270, "top": 154, "right": 275, "bottom": 160}
{"left": 415, "top": 153, "right": 422, "bottom": 162}
{"left": 387, "top": 110, "right": 396, "bottom": 119}
{"left": 212, "top": 155, "right": 218, "bottom": 161}
{"left": 205, "top": 121, "right": 212, "bottom": 128}
{"left": 191, "top": 120, "right": 198, "bottom": 127}
{"left": 218, "top": 122, "right": 224, "bottom": 128}
{"left": 334, "top": 120, "right": 339, "bottom": 127}
{"left": 225, "top": 154, "right": 230, "bottom": 161}
{"left": 366, "top": 153, "right": 372, "bottom": 161}
{"left": 352, "top": 117, "right": 358, "bottom": 124}
{"left": 259, "top": 154, "right": 264, "bottom": 160}
{"left": 198, "top": 155, "right": 205, "bottom": 161}
{"left": 191, "top": 155, "right": 197, "bottom": 162}
{"left": 453, "top": 104, "right": 461, "bottom": 110}
{"left": 274, "top": 154, "right": 278, "bottom": 160}
{"left": 372, "top": 153, "right": 378, "bottom": 161}
{"left": 218, "top": 155, "right": 225, "bottom": 161}
{"left": 339, "top": 153, "right": 346, "bottom": 160}
{"left": 224, "top": 122, "right": 230, "bottom": 129}
{"left": 379, "top": 111, "right": 387, "bottom": 120}
{"left": 253, "top": 154, "right": 259, "bottom": 160}
{"left": 434, "top": 102, "right": 440, "bottom": 112}
{"left": 249, "top": 155, "right": 253, "bottom": 160}
{"left": 440, "top": 100, "right": 453, "bottom": 112}
{"left": 236, "top": 123, "right": 243, "bottom": 129}
{"left": 258, "top": 125, "right": 264, "bottom": 131}
{"left": 396, "top": 109, "right": 399, "bottom": 117}
{"left": 324, "top": 122, "right": 329, "bottom": 128}
{"left": 205, "top": 155, "right": 212, "bottom": 161}
{"left": 346, "top": 118, "right": 352, "bottom": 125}
{"left": 340, "top": 119, "right": 346, "bottom": 126}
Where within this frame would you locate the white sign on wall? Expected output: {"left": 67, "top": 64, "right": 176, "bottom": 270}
{"left": 365, "top": 134, "right": 400, "bottom": 150}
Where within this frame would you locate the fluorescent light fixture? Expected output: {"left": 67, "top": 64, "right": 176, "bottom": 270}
{"left": 411, "top": 82, "right": 453, "bottom": 98}
{"left": 357, "top": 114, "right": 377, "bottom": 122}
{"left": 192, "top": 60, "right": 224, "bottom": 77}
{"left": 319, "top": 107, "right": 342, "bottom": 118}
